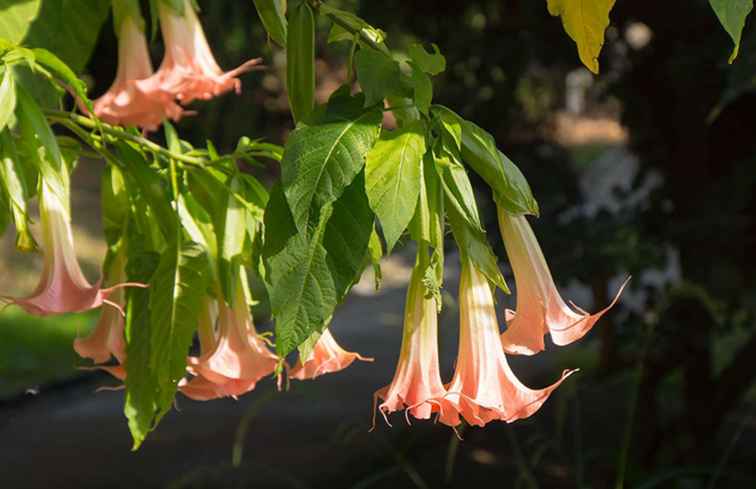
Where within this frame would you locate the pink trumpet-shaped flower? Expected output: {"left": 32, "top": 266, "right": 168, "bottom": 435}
{"left": 152, "top": 0, "right": 263, "bottom": 104}
{"left": 90, "top": 14, "right": 186, "bottom": 131}
{"left": 181, "top": 284, "right": 278, "bottom": 401}
{"left": 440, "top": 262, "right": 576, "bottom": 427}
{"left": 3, "top": 184, "right": 137, "bottom": 316}
{"left": 374, "top": 266, "right": 452, "bottom": 424}
{"left": 73, "top": 249, "right": 128, "bottom": 364}
{"left": 497, "top": 208, "right": 629, "bottom": 355}
{"left": 290, "top": 328, "right": 373, "bottom": 381}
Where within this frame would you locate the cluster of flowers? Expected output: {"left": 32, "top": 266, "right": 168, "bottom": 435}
{"left": 88, "top": 0, "right": 262, "bottom": 132}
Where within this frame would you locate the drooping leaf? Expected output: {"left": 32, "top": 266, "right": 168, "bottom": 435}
{"left": 219, "top": 175, "right": 248, "bottom": 302}
{"left": 0, "top": 67, "right": 17, "bottom": 132}
{"left": 30, "top": 47, "right": 89, "bottom": 108}
{"left": 253, "top": 0, "right": 287, "bottom": 47}
{"left": 101, "top": 164, "right": 129, "bottom": 247}
{"left": 709, "top": 0, "right": 754, "bottom": 63}
{"left": 286, "top": 0, "right": 315, "bottom": 123}
{"left": 147, "top": 241, "right": 210, "bottom": 430}
{"left": 409, "top": 62, "right": 432, "bottom": 114}
{"left": 0, "top": 0, "right": 41, "bottom": 44}
{"left": 547, "top": 0, "right": 615, "bottom": 74}
{"left": 281, "top": 104, "right": 382, "bottom": 230}
{"left": 0, "top": 130, "right": 35, "bottom": 251}
{"left": 354, "top": 48, "right": 410, "bottom": 107}
{"left": 368, "top": 226, "right": 383, "bottom": 290}
{"left": 320, "top": 3, "right": 387, "bottom": 51}
{"left": 407, "top": 43, "right": 446, "bottom": 75}
{"left": 365, "top": 121, "right": 426, "bottom": 251}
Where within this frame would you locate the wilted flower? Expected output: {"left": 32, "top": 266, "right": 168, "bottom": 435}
{"left": 374, "top": 265, "right": 451, "bottom": 425}
{"left": 440, "top": 261, "right": 575, "bottom": 427}
{"left": 90, "top": 12, "right": 185, "bottom": 131}
{"left": 497, "top": 208, "right": 629, "bottom": 355}
{"left": 3, "top": 184, "right": 137, "bottom": 316}
{"left": 152, "top": 0, "right": 263, "bottom": 104}
{"left": 181, "top": 283, "right": 278, "bottom": 401}
{"left": 289, "top": 328, "right": 372, "bottom": 381}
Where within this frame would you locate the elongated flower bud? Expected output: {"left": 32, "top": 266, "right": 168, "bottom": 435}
{"left": 497, "top": 208, "right": 629, "bottom": 355}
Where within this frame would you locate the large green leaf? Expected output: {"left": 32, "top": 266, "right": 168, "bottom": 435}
{"left": 0, "top": 0, "right": 40, "bottom": 44}
{"left": 253, "top": 0, "right": 287, "bottom": 47}
{"left": 365, "top": 121, "right": 426, "bottom": 252}
{"left": 547, "top": 0, "right": 615, "bottom": 74}
{"left": 147, "top": 241, "right": 209, "bottom": 434}
{"left": 286, "top": 0, "right": 315, "bottom": 123}
{"left": 0, "top": 130, "right": 35, "bottom": 250}
{"left": 22, "top": 0, "right": 110, "bottom": 72}
{"left": 709, "top": 0, "right": 754, "bottom": 63}
{"left": 281, "top": 105, "right": 381, "bottom": 230}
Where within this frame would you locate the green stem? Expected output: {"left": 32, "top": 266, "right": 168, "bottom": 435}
{"left": 45, "top": 110, "right": 208, "bottom": 167}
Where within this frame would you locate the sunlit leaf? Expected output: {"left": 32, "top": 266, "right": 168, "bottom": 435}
{"left": 547, "top": 0, "right": 615, "bottom": 74}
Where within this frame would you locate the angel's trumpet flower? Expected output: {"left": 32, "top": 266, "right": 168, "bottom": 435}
{"left": 374, "top": 266, "right": 451, "bottom": 425}
{"left": 440, "top": 261, "right": 576, "bottom": 427}
{"left": 73, "top": 248, "right": 128, "bottom": 365}
{"left": 497, "top": 208, "right": 629, "bottom": 355}
{"left": 152, "top": 0, "right": 263, "bottom": 104}
{"left": 90, "top": 10, "right": 185, "bottom": 131}
{"left": 290, "top": 328, "right": 373, "bottom": 381}
{"left": 3, "top": 184, "right": 137, "bottom": 316}
{"left": 181, "top": 283, "right": 278, "bottom": 401}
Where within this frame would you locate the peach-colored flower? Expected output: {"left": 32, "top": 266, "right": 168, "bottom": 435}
{"left": 3, "top": 184, "right": 137, "bottom": 316}
{"left": 152, "top": 0, "right": 263, "bottom": 104}
{"left": 90, "top": 13, "right": 186, "bottom": 131}
{"left": 181, "top": 284, "right": 278, "bottom": 401}
{"left": 289, "top": 328, "right": 373, "bottom": 381}
{"left": 374, "top": 266, "right": 452, "bottom": 425}
{"left": 440, "top": 261, "right": 576, "bottom": 427}
{"left": 497, "top": 208, "right": 629, "bottom": 355}
{"left": 73, "top": 248, "right": 128, "bottom": 365}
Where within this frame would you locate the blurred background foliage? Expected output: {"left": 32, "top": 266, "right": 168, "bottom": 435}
{"left": 2, "top": 0, "right": 756, "bottom": 488}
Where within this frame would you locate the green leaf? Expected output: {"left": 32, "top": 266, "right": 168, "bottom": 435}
{"left": 437, "top": 156, "right": 483, "bottom": 234}
{"left": 22, "top": 0, "right": 110, "bottom": 72}
{"left": 354, "top": 48, "right": 410, "bottom": 107}
{"left": 286, "top": 0, "right": 315, "bottom": 123}
{"left": 281, "top": 105, "right": 382, "bottom": 230}
{"left": 365, "top": 121, "right": 426, "bottom": 252}
{"left": 0, "top": 0, "right": 40, "bottom": 44}
{"left": 15, "top": 84, "right": 67, "bottom": 198}
{"left": 147, "top": 241, "right": 209, "bottom": 431}
{"left": 30, "top": 47, "right": 89, "bottom": 108}
{"left": 368, "top": 226, "right": 383, "bottom": 290}
{"left": 407, "top": 43, "right": 446, "bottom": 75}
{"left": 430, "top": 104, "right": 462, "bottom": 154}
{"left": 269, "top": 207, "right": 337, "bottom": 357}
{"left": 253, "top": 0, "right": 287, "bottom": 47}
{"left": 0, "top": 130, "right": 35, "bottom": 251}
{"left": 102, "top": 164, "right": 129, "bottom": 246}
{"left": 409, "top": 62, "right": 432, "bottom": 115}
{"left": 320, "top": 3, "right": 387, "bottom": 50}
{"left": 0, "top": 67, "right": 16, "bottom": 132}
{"left": 324, "top": 171, "right": 374, "bottom": 300}
{"left": 219, "top": 175, "right": 248, "bottom": 302}
{"left": 547, "top": 0, "right": 615, "bottom": 74}
{"left": 709, "top": 0, "right": 754, "bottom": 63}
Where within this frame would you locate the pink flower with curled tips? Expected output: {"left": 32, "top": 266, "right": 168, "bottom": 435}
{"left": 289, "top": 328, "right": 373, "bottom": 381}
{"left": 181, "top": 284, "right": 278, "bottom": 401}
{"left": 2, "top": 183, "right": 140, "bottom": 316}
{"left": 374, "top": 266, "right": 453, "bottom": 425}
{"left": 151, "top": 0, "right": 263, "bottom": 104}
{"left": 439, "top": 261, "right": 576, "bottom": 428}
{"left": 73, "top": 248, "right": 129, "bottom": 365}
{"left": 497, "top": 208, "right": 630, "bottom": 356}
{"left": 90, "top": 13, "right": 186, "bottom": 131}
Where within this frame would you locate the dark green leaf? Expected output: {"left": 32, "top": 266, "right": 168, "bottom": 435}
{"left": 354, "top": 48, "right": 410, "bottom": 107}
{"left": 365, "top": 121, "right": 426, "bottom": 251}
{"left": 281, "top": 104, "right": 381, "bottom": 230}
{"left": 286, "top": 0, "right": 315, "bottom": 123}
{"left": 253, "top": 0, "right": 287, "bottom": 47}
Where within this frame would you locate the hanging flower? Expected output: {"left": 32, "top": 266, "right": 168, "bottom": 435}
{"left": 440, "top": 261, "right": 576, "bottom": 427}
{"left": 181, "top": 284, "right": 278, "bottom": 401}
{"left": 2, "top": 184, "right": 138, "bottom": 316}
{"left": 73, "top": 248, "right": 129, "bottom": 365}
{"left": 374, "top": 266, "right": 452, "bottom": 425}
{"left": 89, "top": 12, "right": 186, "bottom": 131}
{"left": 289, "top": 328, "right": 373, "bottom": 381}
{"left": 151, "top": 0, "right": 263, "bottom": 104}
{"left": 497, "top": 208, "right": 629, "bottom": 355}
